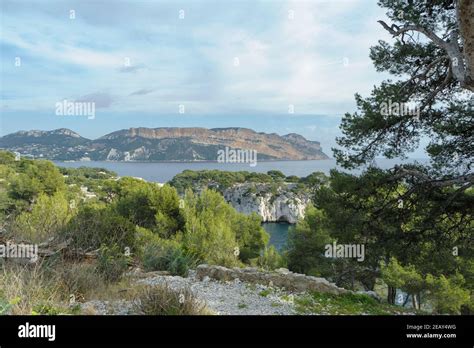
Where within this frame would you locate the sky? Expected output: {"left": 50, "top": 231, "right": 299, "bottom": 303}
{"left": 0, "top": 0, "right": 426, "bottom": 157}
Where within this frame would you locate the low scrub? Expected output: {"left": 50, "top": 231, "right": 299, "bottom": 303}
{"left": 55, "top": 262, "right": 105, "bottom": 300}
{"left": 295, "top": 291, "right": 418, "bottom": 315}
{"left": 252, "top": 245, "right": 287, "bottom": 270}
{"left": 0, "top": 263, "right": 67, "bottom": 315}
{"left": 133, "top": 284, "right": 207, "bottom": 315}
{"left": 142, "top": 241, "right": 197, "bottom": 277}
{"left": 97, "top": 244, "right": 131, "bottom": 283}
{"left": 63, "top": 204, "right": 137, "bottom": 252}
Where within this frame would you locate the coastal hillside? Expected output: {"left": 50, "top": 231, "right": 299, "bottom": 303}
{"left": 169, "top": 170, "right": 328, "bottom": 223}
{"left": 0, "top": 127, "right": 329, "bottom": 161}
{"left": 0, "top": 151, "right": 470, "bottom": 316}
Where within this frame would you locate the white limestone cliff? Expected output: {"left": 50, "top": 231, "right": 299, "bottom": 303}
{"left": 223, "top": 183, "right": 309, "bottom": 223}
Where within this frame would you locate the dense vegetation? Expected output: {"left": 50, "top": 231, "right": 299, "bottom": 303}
{"left": 0, "top": 151, "right": 273, "bottom": 314}
{"left": 286, "top": 0, "right": 473, "bottom": 314}
{"left": 1, "top": 148, "right": 471, "bottom": 314}
{"left": 0, "top": 151, "right": 271, "bottom": 265}
{"left": 286, "top": 169, "right": 472, "bottom": 314}
{"left": 169, "top": 169, "right": 328, "bottom": 195}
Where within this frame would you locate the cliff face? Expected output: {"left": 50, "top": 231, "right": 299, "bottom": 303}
{"left": 223, "top": 183, "right": 310, "bottom": 223}
{"left": 0, "top": 127, "right": 329, "bottom": 161}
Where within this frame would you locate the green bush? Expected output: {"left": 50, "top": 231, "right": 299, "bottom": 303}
{"left": 9, "top": 159, "right": 65, "bottom": 201}
{"left": 142, "top": 239, "right": 196, "bottom": 277}
{"left": 97, "top": 244, "right": 130, "bottom": 283}
{"left": 181, "top": 189, "right": 240, "bottom": 266}
{"left": 232, "top": 213, "right": 269, "bottom": 262}
{"left": 12, "top": 192, "right": 72, "bottom": 243}
{"left": 133, "top": 284, "right": 206, "bottom": 315}
{"left": 425, "top": 273, "right": 470, "bottom": 314}
{"left": 64, "top": 204, "right": 136, "bottom": 251}
{"left": 181, "top": 189, "right": 267, "bottom": 267}
{"left": 254, "top": 245, "right": 287, "bottom": 270}
{"left": 114, "top": 181, "right": 184, "bottom": 236}
{"left": 31, "top": 303, "right": 62, "bottom": 315}
{"left": 287, "top": 205, "right": 333, "bottom": 277}
{"left": 135, "top": 226, "right": 158, "bottom": 244}
{"left": 56, "top": 262, "right": 104, "bottom": 299}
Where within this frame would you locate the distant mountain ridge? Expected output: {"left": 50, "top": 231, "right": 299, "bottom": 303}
{"left": 0, "top": 127, "right": 329, "bottom": 161}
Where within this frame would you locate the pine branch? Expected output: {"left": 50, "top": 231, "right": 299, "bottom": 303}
{"left": 377, "top": 18, "right": 472, "bottom": 91}
{"left": 391, "top": 167, "right": 474, "bottom": 187}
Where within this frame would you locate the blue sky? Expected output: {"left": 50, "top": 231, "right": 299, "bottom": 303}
{"left": 1, "top": 0, "right": 427, "bottom": 157}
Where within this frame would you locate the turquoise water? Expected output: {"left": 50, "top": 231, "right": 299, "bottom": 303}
{"left": 262, "top": 222, "right": 292, "bottom": 251}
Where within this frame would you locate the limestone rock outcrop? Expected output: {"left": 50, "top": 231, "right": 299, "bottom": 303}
{"left": 196, "top": 264, "right": 348, "bottom": 295}
{"left": 223, "top": 183, "right": 310, "bottom": 223}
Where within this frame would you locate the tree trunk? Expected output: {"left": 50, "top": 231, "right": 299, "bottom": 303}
{"left": 458, "top": 0, "right": 474, "bottom": 90}
{"left": 412, "top": 293, "right": 419, "bottom": 310}
{"left": 387, "top": 286, "right": 396, "bottom": 305}
{"left": 403, "top": 294, "right": 410, "bottom": 307}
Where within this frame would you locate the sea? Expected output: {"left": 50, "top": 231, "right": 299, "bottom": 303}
{"left": 55, "top": 158, "right": 429, "bottom": 183}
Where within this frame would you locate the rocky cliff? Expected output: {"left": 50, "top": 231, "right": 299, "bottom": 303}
{"left": 223, "top": 183, "right": 310, "bottom": 223}
{"left": 0, "top": 127, "right": 329, "bottom": 161}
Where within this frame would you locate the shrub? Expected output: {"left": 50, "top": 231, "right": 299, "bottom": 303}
{"left": 133, "top": 284, "right": 206, "bottom": 315}
{"left": 115, "top": 181, "right": 183, "bottom": 235}
{"left": 254, "top": 246, "right": 287, "bottom": 270}
{"left": 267, "top": 170, "right": 286, "bottom": 181}
{"left": 0, "top": 263, "right": 64, "bottom": 315}
{"left": 31, "top": 303, "right": 63, "bottom": 315}
{"left": 0, "top": 291, "right": 20, "bottom": 315}
{"left": 12, "top": 192, "right": 71, "bottom": 243}
{"left": 9, "top": 160, "right": 65, "bottom": 201}
{"left": 232, "top": 212, "right": 269, "bottom": 262}
{"left": 137, "top": 227, "right": 197, "bottom": 276}
{"left": 286, "top": 205, "right": 333, "bottom": 277}
{"left": 64, "top": 204, "right": 136, "bottom": 251}
{"left": 56, "top": 262, "right": 104, "bottom": 299}
{"left": 425, "top": 273, "right": 470, "bottom": 314}
{"left": 97, "top": 244, "right": 130, "bottom": 283}
{"left": 142, "top": 239, "right": 196, "bottom": 277}
{"left": 181, "top": 189, "right": 244, "bottom": 267}
{"left": 135, "top": 226, "right": 159, "bottom": 245}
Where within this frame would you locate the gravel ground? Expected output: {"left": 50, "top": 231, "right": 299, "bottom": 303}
{"left": 138, "top": 270, "right": 297, "bottom": 315}
{"left": 81, "top": 270, "right": 298, "bottom": 315}
{"left": 80, "top": 299, "right": 135, "bottom": 315}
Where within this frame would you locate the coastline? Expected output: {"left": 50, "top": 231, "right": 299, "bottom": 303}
{"left": 57, "top": 158, "right": 332, "bottom": 164}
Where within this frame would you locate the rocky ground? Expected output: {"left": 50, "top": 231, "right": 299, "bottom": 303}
{"left": 79, "top": 266, "right": 415, "bottom": 316}
{"left": 81, "top": 270, "right": 298, "bottom": 315}
{"left": 139, "top": 270, "right": 297, "bottom": 315}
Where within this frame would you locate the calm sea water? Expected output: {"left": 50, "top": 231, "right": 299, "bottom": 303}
{"left": 55, "top": 158, "right": 428, "bottom": 183}
{"left": 262, "top": 222, "right": 292, "bottom": 251}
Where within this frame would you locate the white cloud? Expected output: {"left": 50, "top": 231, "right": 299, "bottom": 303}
{"left": 1, "top": 0, "right": 394, "bottom": 116}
